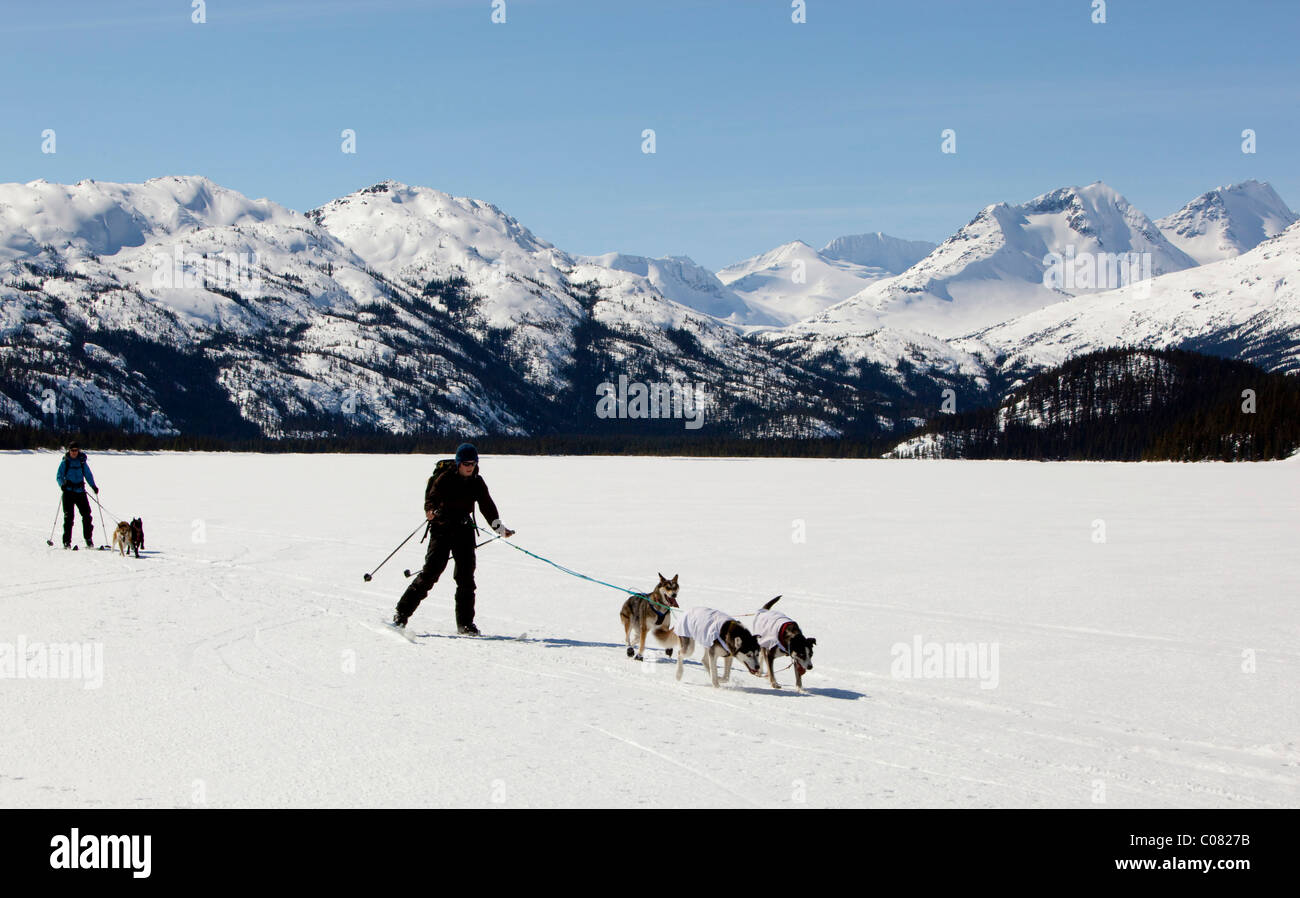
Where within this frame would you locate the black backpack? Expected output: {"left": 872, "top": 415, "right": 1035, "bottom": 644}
{"left": 425, "top": 458, "right": 457, "bottom": 497}
{"left": 424, "top": 457, "right": 482, "bottom": 503}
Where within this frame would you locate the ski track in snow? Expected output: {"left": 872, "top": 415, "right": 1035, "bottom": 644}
{"left": 2, "top": 453, "right": 1297, "bottom": 808}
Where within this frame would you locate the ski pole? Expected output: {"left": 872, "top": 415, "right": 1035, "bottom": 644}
{"left": 45, "top": 495, "right": 63, "bottom": 546}
{"left": 402, "top": 533, "right": 504, "bottom": 578}
{"left": 91, "top": 491, "right": 113, "bottom": 550}
{"left": 363, "top": 520, "right": 428, "bottom": 582}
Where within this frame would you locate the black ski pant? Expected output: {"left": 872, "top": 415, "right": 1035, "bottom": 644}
{"left": 62, "top": 489, "right": 94, "bottom": 545}
{"left": 395, "top": 523, "right": 477, "bottom": 627}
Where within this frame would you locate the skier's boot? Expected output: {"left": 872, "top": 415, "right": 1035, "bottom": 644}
{"left": 457, "top": 623, "right": 481, "bottom": 637}
{"left": 392, "top": 611, "right": 408, "bottom": 629}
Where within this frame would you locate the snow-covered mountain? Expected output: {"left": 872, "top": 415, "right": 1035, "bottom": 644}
{"left": 580, "top": 252, "right": 776, "bottom": 326}
{"left": 0, "top": 176, "right": 440, "bottom": 436}
{"left": 757, "top": 322, "right": 993, "bottom": 434}
{"left": 0, "top": 177, "right": 938, "bottom": 439}
{"left": 584, "top": 236, "right": 936, "bottom": 330}
{"left": 802, "top": 182, "right": 1199, "bottom": 339}
{"left": 964, "top": 220, "right": 1300, "bottom": 375}
{"left": 0, "top": 176, "right": 295, "bottom": 262}
{"left": 1156, "top": 179, "right": 1297, "bottom": 265}
{"left": 2, "top": 175, "right": 1297, "bottom": 444}
{"left": 307, "top": 180, "right": 590, "bottom": 401}
{"left": 717, "top": 240, "right": 900, "bottom": 326}
{"left": 308, "top": 181, "right": 900, "bottom": 430}
{"left": 819, "top": 232, "right": 936, "bottom": 273}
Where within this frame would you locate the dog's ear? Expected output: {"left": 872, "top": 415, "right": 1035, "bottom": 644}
{"left": 658, "top": 572, "right": 665, "bottom": 582}
{"left": 671, "top": 574, "right": 678, "bottom": 584}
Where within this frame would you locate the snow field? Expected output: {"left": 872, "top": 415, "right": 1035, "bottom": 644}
{"left": 1, "top": 452, "right": 1296, "bottom": 808}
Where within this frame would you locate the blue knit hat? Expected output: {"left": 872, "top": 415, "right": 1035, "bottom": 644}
{"left": 454, "top": 443, "right": 479, "bottom": 464}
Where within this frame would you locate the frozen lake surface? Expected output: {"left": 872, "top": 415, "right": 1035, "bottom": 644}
{"left": 2, "top": 451, "right": 1297, "bottom": 808}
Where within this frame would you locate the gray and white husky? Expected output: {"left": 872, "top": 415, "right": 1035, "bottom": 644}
{"left": 620, "top": 573, "right": 680, "bottom": 661}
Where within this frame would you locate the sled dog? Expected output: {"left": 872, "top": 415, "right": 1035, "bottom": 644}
{"left": 112, "top": 519, "right": 144, "bottom": 558}
{"left": 673, "top": 606, "right": 761, "bottom": 687}
{"left": 111, "top": 522, "right": 132, "bottom": 556}
{"left": 620, "top": 573, "right": 680, "bottom": 661}
{"left": 752, "top": 596, "right": 815, "bottom": 690}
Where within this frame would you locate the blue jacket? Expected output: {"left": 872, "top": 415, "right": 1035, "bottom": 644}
{"left": 56, "top": 453, "right": 97, "bottom": 493}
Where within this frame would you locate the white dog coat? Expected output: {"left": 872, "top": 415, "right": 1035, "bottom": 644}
{"left": 675, "top": 607, "right": 734, "bottom": 652}
{"left": 752, "top": 607, "right": 795, "bottom": 652}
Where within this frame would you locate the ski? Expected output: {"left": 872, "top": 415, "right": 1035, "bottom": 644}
{"left": 382, "top": 620, "right": 417, "bottom": 643}
{"left": 448, "top": 631, "right": 529, "bottom": 642}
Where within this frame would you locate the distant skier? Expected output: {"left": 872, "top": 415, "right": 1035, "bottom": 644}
{"left": 56, "top": 443, "right": 99, "bottom": 549}
{"left": 392, "top": 443, "right": 514, "bottom": 635}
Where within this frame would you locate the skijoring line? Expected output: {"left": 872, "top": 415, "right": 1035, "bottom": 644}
{"left": 490, "top": 540, "right": 767, "bottom": 622}
{"left": 494, "top": 539, "right": 673, "bottom": 613}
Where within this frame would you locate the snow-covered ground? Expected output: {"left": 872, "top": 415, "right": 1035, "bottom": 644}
{"left": 2, "top": 452, "right": 1297, "bottom": 808}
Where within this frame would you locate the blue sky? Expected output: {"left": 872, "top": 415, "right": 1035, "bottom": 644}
{"left": 1, "top": 0, "right": 1296, "bottom": 270}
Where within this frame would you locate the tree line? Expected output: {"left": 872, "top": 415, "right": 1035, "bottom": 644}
{"left": 902, "top": 347, "right": 1300, "bottom": 461}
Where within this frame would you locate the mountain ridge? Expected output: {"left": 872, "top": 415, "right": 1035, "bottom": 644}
{"left": 1, "top": 174, "right": 1296, "bottom": 444}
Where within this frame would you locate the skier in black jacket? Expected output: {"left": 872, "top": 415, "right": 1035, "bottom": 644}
{"left": 393, "top": 444, "right": 514, "bottom": 635}
{"left": 55, "top": 443, "right": 99, "bottom": 549}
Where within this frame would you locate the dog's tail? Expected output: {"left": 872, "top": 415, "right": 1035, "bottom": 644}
{"left": 761, "top": 595, "right": 782, "bottom": 611}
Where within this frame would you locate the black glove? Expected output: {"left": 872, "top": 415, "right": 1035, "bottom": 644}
{"left": 92, "top": 485, "right": 99, "bottom": 495}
